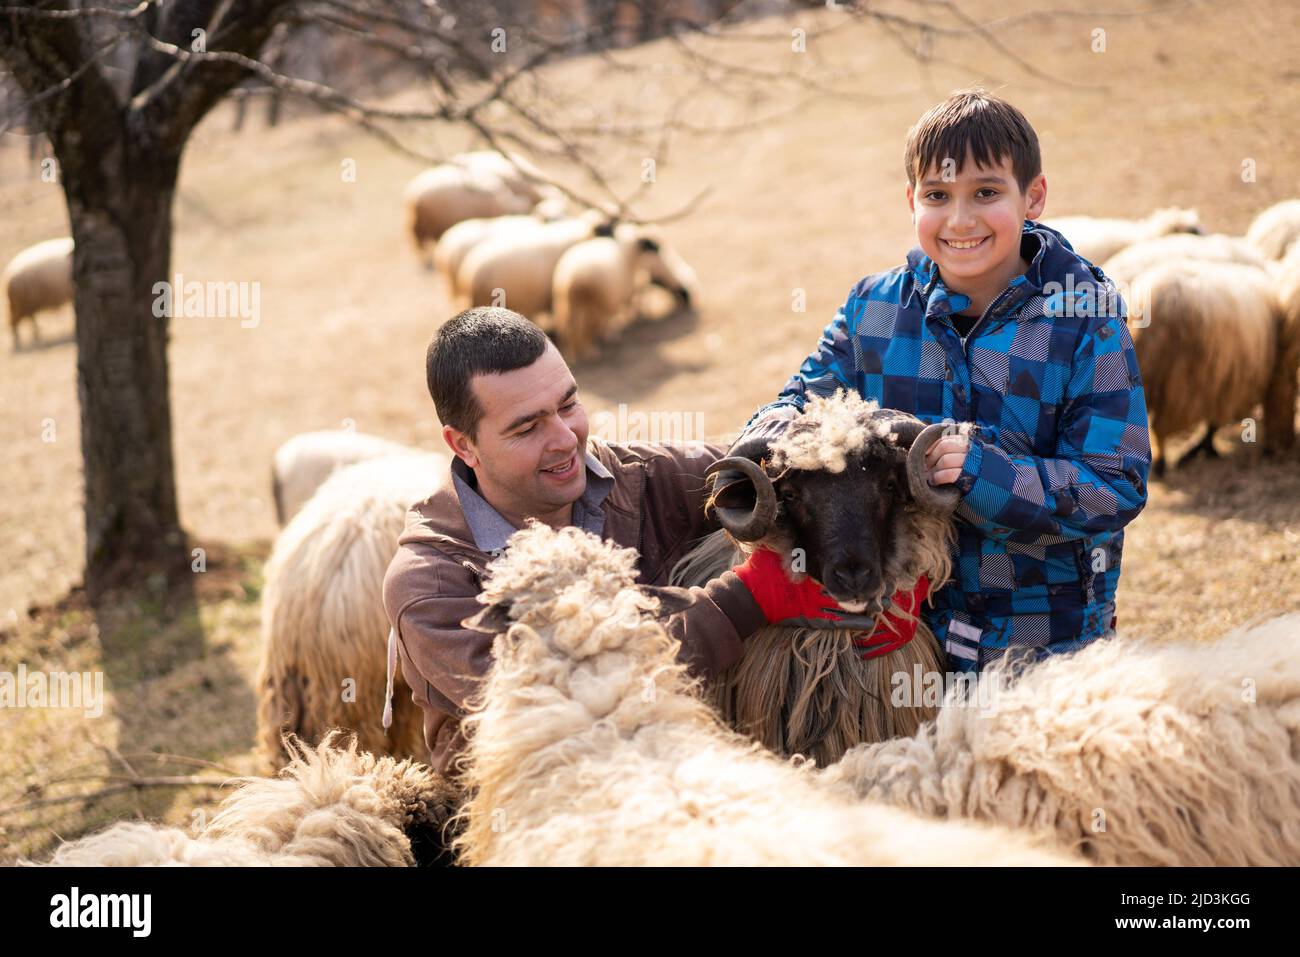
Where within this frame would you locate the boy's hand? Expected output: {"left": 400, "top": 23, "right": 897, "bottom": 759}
{"left": 924, "top": 434, "right": 970, "bottom": 486}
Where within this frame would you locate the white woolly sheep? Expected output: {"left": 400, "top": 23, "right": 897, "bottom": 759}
{"left": 455, "top": 213, "right": 603, "bottom": 327}
{"left": 271, "top": 429, "right": 423, "bottom": 526}
{"left": 451, "top": 522, "right": 1078, "bottom": 866}
{"left": 671, "top": 391, "right": 966, "bottom": 766}
{"left": 1099, "top": 231, "right": 1269, "bottom": 286}
{"left": 1245, "top": 198, "right": 1300, "bottom": 260}
{"left": 551, "top": 224, "right": 698, "bottom": 362}
{"left": 1045, "top": 208, "right": 1201, "bottom": 265}
{"left": 1267, "top": 244, "right": 1300, "bottom": 452}
{"left": 820, "top": 614, "right": 1300, "bottom": 866}
{"left": 258, "top": 453, "right": 445, "bottom": 769}
{"left": 433, "top": 214, "right": 546, "bottom": 298}
{"left": 1126, "top": 259, "right": 1281, "bottom": 474}
{"left": 38, "top": 733, "right": 463, "bottom": 867}
{"left": 403, "top": 151, "right": 558, "bottom": 266}
{"left": 3, "top": 236, "right": 73, "bottom": 349}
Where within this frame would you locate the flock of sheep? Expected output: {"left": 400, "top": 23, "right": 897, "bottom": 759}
{"left": 34, "top": 392, "right": 1300, "bottom": 867}
{"left": 3, "top": 149, "right": 700, "bottom": 363}
{"left": 1044, "top": 202, "right": 1300, "bottom": 473}
{"left": 405, "top": 149, "right": 698, "bottom": 361}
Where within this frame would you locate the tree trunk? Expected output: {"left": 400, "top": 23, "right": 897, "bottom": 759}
{"left": 61, "top": 140, "right": 188, "bottom": 598}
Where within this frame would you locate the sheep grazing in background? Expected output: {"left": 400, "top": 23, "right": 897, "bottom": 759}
{"left": 551, "top": 223, "right": 698, "bottom": 362}
{"left": 271, "top": 429, "right": 425, "bottom": 526}
{"left": 455, "top": 213, "right": 604, "bottom": 328}
{"left": 39, "top": 734, "right": 463, "bottom": 867}
{"left": 403, "top": 150, "right": 560, "bottom": 266}
{"left": 452, "top": 522, "right": 1077, "bottom": 866}
{"left": 1267, "top": 244, "right": 1300, "bottom": 453}
{"left": 1044, "top": 207, "right": 1201, "bottom": 265}
{"left": 433, "top": 214, "right": 545, "bottom": 296}
{"left": 671, "top": 391, "right": 963, "bottom": 766}
{"left": 820, "top": 614, "right": 1300, "bottom": 866}
{"left": 1099, "top": 231, "right": 1269, "bottom": 286}
{"left": 1126, "top": 259, "right": 1281, "bottom": 475}
{"left": 1245, "top": 197, "right": 1300, "bottom": 260}
{"left": 3, "top": 236, "right": 73, "bottom": 349}
{"left": 258, "top": 454, "right": 445, "bottom": 770}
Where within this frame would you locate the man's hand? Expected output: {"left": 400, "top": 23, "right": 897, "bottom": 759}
{"left": 924, "top": 433, "right": 970, "bottom": 486}
{"left": 732, "top": 548, "right": 843, "bottom": 624}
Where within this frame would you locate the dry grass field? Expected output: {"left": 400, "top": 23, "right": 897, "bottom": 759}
{"left": 2, "top": 0, "right": 1299, "bottom": 861}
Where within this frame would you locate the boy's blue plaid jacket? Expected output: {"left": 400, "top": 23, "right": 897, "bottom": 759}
{"left": 757, "top": 220, "right": 1152, "bottom": 671}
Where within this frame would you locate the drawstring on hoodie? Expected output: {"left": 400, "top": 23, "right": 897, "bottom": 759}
{"left": 382, "top": 626, "right": 398, "bottom": 732}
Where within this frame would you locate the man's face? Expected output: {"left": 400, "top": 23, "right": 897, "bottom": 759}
{"left": 906, "top": 152, "right": 1047, "bottom": 292}
{"left": 445, "top": 344, "right": 589, "bottom": 522}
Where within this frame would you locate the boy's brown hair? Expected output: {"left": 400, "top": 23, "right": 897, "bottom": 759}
{"left": 904, "top": 89, "right": 1041, "bottom": 193}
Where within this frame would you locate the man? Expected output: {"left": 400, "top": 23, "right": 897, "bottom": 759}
{"left": 383, "top": 307, "right": 844, "bottom": 776}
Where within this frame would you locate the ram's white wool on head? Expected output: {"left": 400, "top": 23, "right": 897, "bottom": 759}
{"left": 768, "top": 392, "right": 899, "bottom": 473}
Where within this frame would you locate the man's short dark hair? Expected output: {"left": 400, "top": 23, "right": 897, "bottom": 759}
{"left": 426, "top": 307, "right": 551, "bottom": 439}
{"left": 904, "top": 89, "right": 1041, "bottom": 193}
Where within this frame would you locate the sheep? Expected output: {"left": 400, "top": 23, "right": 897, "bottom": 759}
{"left": 668, "top": 392, "right": 966, "bottom": 767}
{"left": 1044, "top": 207, "right": 1201, "bottom": 265}
{"left": 1267, "top": 244, "right": 1300, "bottom": 453}
{"left": 455, "top": 213, "right": 603, "bottom": 327}
{"left": 271, "top": 429, "right": 425, "bottom": 526}
{"left": 403, "top": 151, "right": 559, "bottom": 266}
{"left": 819, "top": 613, "right": 1300, "bottom": 866}
{"left": 1245, "top": 198, "right": 1300, "bottom": 260}
{"left": 451, "top": 521, "right": 1078, "bottom": 866}
{"left": 551, "top": 223, "right": 698, "bottom": 362}
{"left": 3, "top": 236, "right": 73, "bottom": 349}
{"left": 257, "top": 453, "right": 445, "bottom": 770}
{"left": 37, "top": 733, "right": 464, "bottom": 867}
{"left": 1099, "top": 231, "right": 1269, "bottom": 286}
{"left": 433, "top": 214, "right": 546, "bottom": 298}
{"left": 1125, "top": 259, "right": 1281, "bottom": 474}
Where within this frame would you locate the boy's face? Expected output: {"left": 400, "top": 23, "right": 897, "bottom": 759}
{"left": 443, "top": 342, "right": 590, "bottom": 522}
{"left": 906, "top": 152, "right": 1047, "bottom": 294}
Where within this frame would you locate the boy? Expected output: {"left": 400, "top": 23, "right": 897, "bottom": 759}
{"left": 741, "top": 89, "right": 1151, "bottom": 671}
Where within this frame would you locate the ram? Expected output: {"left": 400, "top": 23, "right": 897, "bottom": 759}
{"left": 673, "top": 391, "right": 967, "bottom": 766}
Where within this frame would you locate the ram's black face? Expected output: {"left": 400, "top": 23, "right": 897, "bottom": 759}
{"left": 774, "top": 446, "right": 910, "bottom": 612}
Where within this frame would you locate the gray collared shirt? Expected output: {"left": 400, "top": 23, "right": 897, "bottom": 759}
{"left": 451, "top": 447, "right": 615, "bottom": 556}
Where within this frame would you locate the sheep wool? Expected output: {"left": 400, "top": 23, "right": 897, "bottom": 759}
{"left": 820, "top": 614, "right": 1300, "bottom": 866}
{"left": 3, "top": 236, "right": 74, "bottom": 348}
{"left": 1127, "top": 259, "right": 1280, "bottom": 469}
{"left": 38, "top": 733, "right": 462, "bottom": 867}
{"left": 453, "top": 522, "right": 1078, "bottom": 867}
{"left": 1245, "top": 198, "right": 1300, "bottom": 261}
{"left": 257, "top": 453, "right": 443, "bottom": 769}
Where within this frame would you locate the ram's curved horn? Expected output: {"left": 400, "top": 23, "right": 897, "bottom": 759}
{"left": 894, "top": 421, "right": 962, "bottom": 514}
{"left": 704, "top": 456, "right": 777, "bottom": 541}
